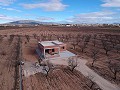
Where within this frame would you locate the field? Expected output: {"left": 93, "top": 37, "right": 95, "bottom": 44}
{"left": 23, "top": 66, "right": 98, "bottom": 90}
{"left": 0, "top": 36, "right": 19, "bottom": 90}
{"left": 0, "top": 25, "right": 120, "bottom": 90}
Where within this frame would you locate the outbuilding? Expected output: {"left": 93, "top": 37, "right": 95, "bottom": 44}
{"left": 38, "top": 40, "right": 66, "bottom": 59}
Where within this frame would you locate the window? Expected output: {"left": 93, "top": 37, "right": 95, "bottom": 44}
{"left": 45, "top": 49, "right": 54, "bottom": 55}
{"left": 61, "top": 46, "right": 65, "bottom": 49}
{"left": 45, "top": 49, "right": 49, "bottom": 54}
{"left": 52, "top": 49, "right": 55, "bottom": 52}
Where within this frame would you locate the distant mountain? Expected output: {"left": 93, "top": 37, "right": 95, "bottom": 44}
{"left": 7, "top": 20, "right": 58, "bottom": 25}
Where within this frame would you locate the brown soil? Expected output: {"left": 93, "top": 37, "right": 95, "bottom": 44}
{"left": 0, "top": 25, "right": 120, "bottom": 89}
{"left": 23, "top": 66, "right": 99, "bottom": 90}
{"left": 0, "top": 36, "right": 18, "bottom": 90}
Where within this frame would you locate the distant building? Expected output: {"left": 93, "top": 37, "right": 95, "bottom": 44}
{"left": 38, "top": 41, "right": 66, "bottom": 59}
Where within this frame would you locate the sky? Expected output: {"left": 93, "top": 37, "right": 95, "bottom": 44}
{"left": 0, "top": 0, "right": 120, "bottom": 24}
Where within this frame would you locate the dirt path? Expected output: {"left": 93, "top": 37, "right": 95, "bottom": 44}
{"left": 76, "top": 58, "right": 120, "bottom": 90}
{"left": 50, "top": 58, "right": 120, "bottom": 90}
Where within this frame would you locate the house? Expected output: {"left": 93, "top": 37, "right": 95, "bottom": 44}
{"left": 38, "top": 40, "right": 66, "bottom": 59}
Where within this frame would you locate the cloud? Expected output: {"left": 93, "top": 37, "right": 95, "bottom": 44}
{"left": 0, "top": 6, "right": 22, "bottom": 12}
{"left": 101, "top": 0, "right": 120, "bottom": 7}
{"left": 0, "top": 0, "right": 15, "bottom": 6}
{"left": 0, "top": 14, "right": 21, "bottom": 21}
{"left": 37, "top": 16, "right": 55, "bottom": 21}
{"left": 66, "top": 11, "right": 119, "bottom": 23}
{"left": 0, "top": 14, "right": 6, "bottom": 17}
{"left": 21, "top": 0, "right": 68, "bottom": 11}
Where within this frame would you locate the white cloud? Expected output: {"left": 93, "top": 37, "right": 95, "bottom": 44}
{"left": 66, "top": 11, "right": 119, "bottom": 23}
{"left": 0, "top": 14, "right": 6, "bottom": 17}
{"left": 37, "top": 17, "right": 55, "bottom": 21}
{"left": 0, "top": 0, "right": 15, "bottom": 6}
{"left": 0, "top": 14, "right": 21, "bottom": 21}
{"left": 101, "top": 0, "right": 120, "bottom": 7}
{"left": 21, "top": 0, "right": 68, "bottom": 11}
{"left": 0, "top": 6, "right": 22, "bottom": 12}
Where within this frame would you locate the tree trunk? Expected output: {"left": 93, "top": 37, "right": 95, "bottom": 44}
{"left": 92, "top": 60, "right": 95, "bottom": 67}
{"left": 93, "top": 40, "right": 96, "bottom": 47}
{"left": 117, "top": 50, "right": 118, "bottom": 53}
{"left": 114, "top": 72, "right": 117, "bottom": 80}
{"left": 105, "top": 50, "right": 108, "bottom": 55}
{"left": 90, "top": 82, "right": 94, "bottom": 89}
{"left": 46, "top": 71, "right": 49, "bottom": 77}
{"left": 73, "top": 45, "right": 75, "bottom": 50}
{"left": 81, "top": 48, "right": 84, "bottom": 52}
{"left": 71, "top": 67, "right": 75, "bottom": 72}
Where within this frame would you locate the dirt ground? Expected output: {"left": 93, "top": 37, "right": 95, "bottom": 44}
{"left": 21, "top": 37, "right": 38, "bottom": 62}
{"left": 0, "top": 36, "right": 18, "bottom": 90}
{"left": 0, "top": 25, "right": 120, "bottom": 90}
{"left": 23, "top": 66, "right": 99, "bottom": 90}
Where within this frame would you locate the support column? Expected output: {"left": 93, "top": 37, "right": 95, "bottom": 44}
{"left": 44, "top": 49, "right": 45, "bottom": 58}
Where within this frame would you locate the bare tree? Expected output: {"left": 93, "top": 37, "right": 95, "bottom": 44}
{"left": 0, "top": 48, "right": 6, "bottom": 56}
{"left": 110, "top": 38, "right": 117, "bottom": 48}
{"left": 76, "top": 35, "right": 81, "bottom": 45}
{"left": 36, "top": 36, "right": 41, "bottom": 41}
{"left": 87, "top": 73, "right": 95, "bottom": 89}
{"left": 71, "top": 42, "right": 78, "bottom": 50}
{"left": 65, "top": 35, "right": 69, "bottom": 42}
{"left": 92, "top": 34, "right": 97, "bottom": 47}
{"left": 81, "top": 34, "right": 85, "bottom": 41}
{"left": 42, "top": 60, "right": 54, "bottom": 77}
{"left": 104, "top": 45, "right": 112, "bottom": 55}
{"left": 105, "top": 34, "right": 111, "bottom": 41}
{"left": 25, "top": 35, "right": 30, "bottom": 42}
{"left": 101, "top": 40, "right": 112, "bottom": 55}
{"left": 48, "top": 34, "right": 52, "bottom": 41}
{"left": 107, "top": 55, "right": 112, "bottom": 64}
{"left": 68, "top": 33, "right": 72, "bottom": 40}
{"left": 0, "top": 35, "right": 3, "bottom": 43}
{"left": 84, "top": 35, "right": 91, "bottom": 42}
{"left": 42, "top": 35, "right": 47, "bottom": 41}
{"left": 93, "top": 34, "right": 97, "bottom": 39}
{"left": 68, "top": 56, "right": 78, "bottom": 72}
{"left": 116, "top": 35, "right": 120, "bottom": 44}
{"left": 38, "top": 58, "right": 42, "bottom": 66}
{"left": 80, "top": 42, "right": 88, "bottom": 52}
{"left": 61, "top": 34, "right": 65, "bottom": 42}
{"left": 79, "top": 35, "right": 91, "bottom": 53}
{"left": 92, "top": 39, "right": 97, "bottom": 47}
{"left": 108, "top": 62, "right": 120, "bottom": 80}
{"left": 91, "top": 49, "right": 99, "bottom": 67}
{"left": 9, "top": 35, "right": 14, "bottom": 44}
{"left": 56, "top": 35, "right": 61, "bottom": 41}
{"left": 114, "top": 44, "right": 120, "bottom": 53}
{"left": 33, "top": 33, "right": 37, "bottom": 39}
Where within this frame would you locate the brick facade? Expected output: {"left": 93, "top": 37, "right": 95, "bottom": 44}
{"left": 38, "top": 41, "right": 66, "bottom": 58}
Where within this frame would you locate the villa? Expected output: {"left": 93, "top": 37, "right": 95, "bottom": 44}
{"left": 37, "top": 40, "right": 75, "bottom": 59}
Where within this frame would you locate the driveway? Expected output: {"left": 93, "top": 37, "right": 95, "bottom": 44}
{"left": 50, "top": 57, "right": 120, "bottom": 90}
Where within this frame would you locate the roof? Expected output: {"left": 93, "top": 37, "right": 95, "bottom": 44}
{"left": 39, "top": 40, "right": 64, "bottom": 47}
{"left": 52, "top": 40, "right": 63, "bottom": 45}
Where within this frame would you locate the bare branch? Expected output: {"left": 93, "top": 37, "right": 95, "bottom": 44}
{"left": 108, "top": 61, "right": 120, "bottom": 80}
{"left": 42, "top": 60, "right": 54, "bottom": 77}
{"left": 91, "top": 49, "right": 99, "bottom": 67}
{"left": 68, "top": 56, "right": 78, "bottom": 72}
